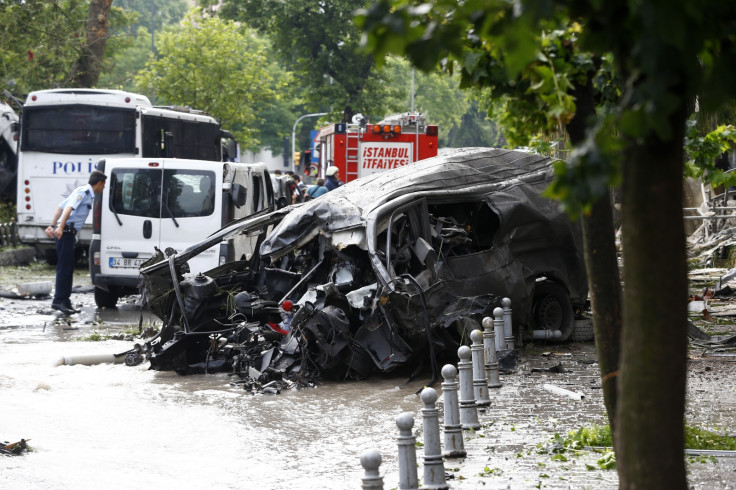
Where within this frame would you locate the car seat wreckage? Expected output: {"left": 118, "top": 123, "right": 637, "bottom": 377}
{"left": 126, "top": 148, "right": 588, "bottom": 394}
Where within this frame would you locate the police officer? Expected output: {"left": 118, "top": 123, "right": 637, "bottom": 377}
{"left": 45, "top": 170, "right": 107, "bottom": 315}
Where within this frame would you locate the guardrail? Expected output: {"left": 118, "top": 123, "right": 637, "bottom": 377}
{"left": 0, "top": 221, "right": 19, "bottom": 248}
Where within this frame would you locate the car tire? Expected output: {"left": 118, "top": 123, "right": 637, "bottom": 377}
{"left": 532, "top": 281, "right": 574, "bottom": 341}
{"left": 94, "top": 286, "right": 118, "bottom": 308}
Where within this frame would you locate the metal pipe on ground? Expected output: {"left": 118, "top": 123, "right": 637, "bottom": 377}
{"left": 543, "top": 383, "right": 585, "bottom": 400}
{"left": 533, "top": 329, "right": 562, "bottom": 340}
{"left": 56, "top": 353, "right": 125, "bottom": 366}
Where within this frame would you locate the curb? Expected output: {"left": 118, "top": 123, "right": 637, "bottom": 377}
{"left": 0, "top": 247, "right": 36, "bottom": 266}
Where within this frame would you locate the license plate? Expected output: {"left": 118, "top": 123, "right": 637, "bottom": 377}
{"left": 109, "top": 257, "right": 146, "bottom": 269}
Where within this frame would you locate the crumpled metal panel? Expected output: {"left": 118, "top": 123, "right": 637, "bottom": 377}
{"left": 260, "top": 148, "right": 555, "bottom": 258}
{"left": 137, "top": 147, "right": 587, "bottom": 385}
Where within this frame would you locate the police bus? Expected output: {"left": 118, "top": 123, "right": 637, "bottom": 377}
{"left": 16, "top": 88, "right": 227, "bottom": 262}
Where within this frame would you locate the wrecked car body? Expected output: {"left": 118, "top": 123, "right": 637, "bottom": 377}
{"left": 138, "top": 148, "right": 588, "bottom": 390}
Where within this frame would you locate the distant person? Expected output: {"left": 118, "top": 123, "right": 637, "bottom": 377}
{"left": 306, "top": 178, "right": 329, "bottom": 200}
{"left": 45, "top": 170, "right": 107, "bottom": 315}
{"left": 293, "top": 174, "right": 307, "bottom": 200}
{"left": 325, "top": 166, "right": 343, "bottom": 191}
{"left": 284, "top": 174, "right": 303, "bottom": 204}
{"left": 271, "top": 169, "right": 282, "bottom": 194}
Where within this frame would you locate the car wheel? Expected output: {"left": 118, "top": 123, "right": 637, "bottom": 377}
{"left": 94, "top": 286, "right": 118, "bottom": 308}
{"left": 532, "top": 281, "right": 574, "bottom": 341}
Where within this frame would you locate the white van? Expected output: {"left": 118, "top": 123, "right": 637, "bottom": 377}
{"left": 89, "top": 158, "right": 274, "bottom": 307}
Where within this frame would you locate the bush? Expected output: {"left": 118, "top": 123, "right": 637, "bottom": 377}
{"left": 0, "top": 202, "right": 16, "bottom": 223}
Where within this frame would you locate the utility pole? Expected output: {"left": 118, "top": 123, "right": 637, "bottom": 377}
{"left": 150, "top": 0, "right": 156, "bottom": 104}
{"left": 411, "top": 68, "right": 415, "bottom": 112}
{"left": 291, "top": 112, "right": 327, "bottom": 173}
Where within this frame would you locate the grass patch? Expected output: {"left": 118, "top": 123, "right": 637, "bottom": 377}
{"left": 77, "top": 323, "right": 158, "bottom": 342}
{"left": 565, "top": 424, "right": 613, "bottom": 448}
{"left": 539, "top": 423, "right": 736, "bottom": 471}
{"left": 685, "top": 426, "right": 736, "bottom": 451}
{"left": 559, "top": 422, "right": 736, "bottom": 451}
{"left": 79, "top": 330, "right": 107, "bottom": 342}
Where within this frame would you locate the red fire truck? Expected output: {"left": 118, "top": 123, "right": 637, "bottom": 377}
{"left": 313, "top": 112, "right": 438, "bottom": 183}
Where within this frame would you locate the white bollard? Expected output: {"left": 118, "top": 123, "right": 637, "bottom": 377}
{"left": 420, "top": 387, "right": 449, "bottom": 490}
{"left": 495, "top": 305, "right": 505, "bottom": 351}
{"left": 470, "top": 329, "right": 491, "bottom": 406}
{"left": 482, "top": 315, "right": 502, "bottom": 389}
{"left": 396, "top": 413, "right": 419, "bottom": 490}
{"left": 440, "top": 364, "right": 466, "bottom": 458}
{"left": 502, "top": 297, "right": 515, "bottom": 350}
{"left": 360, "top": 449, "right": 384, "bottom": 490}
{"left": 457, "top": 345, "right": 481, "bottom": 430}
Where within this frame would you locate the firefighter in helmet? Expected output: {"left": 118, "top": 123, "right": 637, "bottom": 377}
{"left": 325, "top": 164, "right": 343, "bottom": 191}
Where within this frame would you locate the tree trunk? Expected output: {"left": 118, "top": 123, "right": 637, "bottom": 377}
{"left": 616, "top": 107, "right": 689, "bottom": 489}
{"left": 566, "top": 78, "right": 622, "bottom": 436}
{"left": 581, "top": 197, "right": 622, "bottom": 434}
{"left": 70, "top": 0, "right": 113, "bottom": 87}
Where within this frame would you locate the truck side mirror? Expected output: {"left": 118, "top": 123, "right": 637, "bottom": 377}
{"left": 231, "top": 183, "right": 247, "bottom": 208}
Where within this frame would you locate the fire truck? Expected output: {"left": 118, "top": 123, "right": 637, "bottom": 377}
{"left": 313, "top": 112, "right": 438, "bottom": 183}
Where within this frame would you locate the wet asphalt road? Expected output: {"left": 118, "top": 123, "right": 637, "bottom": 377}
{"left": 2, "top": 260, "right": 736, "bottom": 488}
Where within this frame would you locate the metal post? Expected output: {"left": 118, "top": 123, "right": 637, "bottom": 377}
{"left": 457, "top": 346, "right": 481, "bottom": 430}
{"left": 440, "top": 364, "right": 466, "bottom": 458}
{"left": 470, "top": 329, "right": 491, "bottom": 406}
{"left": 502, "top": 297, "right": 515, "bottom": 350}
{"left": 410, "top": 68, "right": 415, "bottom": 112}
{"left": 360, "top": 449, "right": 384, "bottom": 490}
{"left": 291, "top": 112, "right": 328, "bottom": 173}
{"left": 482, "top": 315, "right": 502, "bottom": 389}
{"left": 396, "top": 412, "right": 419, "bottom": 490}
{"left": 420, "top": 387, "right": 448, "bottom": 490}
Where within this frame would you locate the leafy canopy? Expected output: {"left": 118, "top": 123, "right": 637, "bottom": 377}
{"left": 358, "top": 1, "right": 736, "bottom": 214}
{"left": 212, "top": 0, "right": 400, "bottom": 121}
{"left": 134, "top": 9, "right": 281, "bottom": 148}
{"left": 357, "top": 2, "right": 621, "bottom": 214}
{"left": 0, "top": 0, "right": 134, "bottom": 94}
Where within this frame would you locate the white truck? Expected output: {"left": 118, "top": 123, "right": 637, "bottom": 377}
{"left": 89, "top": 157, "right": 274, "bottom": 307}
{"left": 15, "top": 88, "right": 229, "bottom": 262}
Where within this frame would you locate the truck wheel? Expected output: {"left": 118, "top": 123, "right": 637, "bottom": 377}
{"left": 94, "top": 286, "right": 118, "bottom": 308}
{"left": 532, "top": 281, "right": 574, "bottom": 341}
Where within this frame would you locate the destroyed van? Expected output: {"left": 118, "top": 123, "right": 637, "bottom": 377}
{"left": 136, "top": 148, "right": 588, "bottom": 388}
{"left": 89, "top": 158, "right": 274, "bottom": 307}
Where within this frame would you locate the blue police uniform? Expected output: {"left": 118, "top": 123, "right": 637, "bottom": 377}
{"left": 52, "top": 184, "right": 94, "bottom": 309}
{"left": 324, "top": 175, "right": 342, "bottom": 191}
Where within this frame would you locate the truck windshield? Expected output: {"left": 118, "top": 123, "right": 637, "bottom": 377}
{"left": 21, "top": 105, "right": 136, "bottom": 154}
{"left": 109, "top": 168, "right": 215, "bottom": 219}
